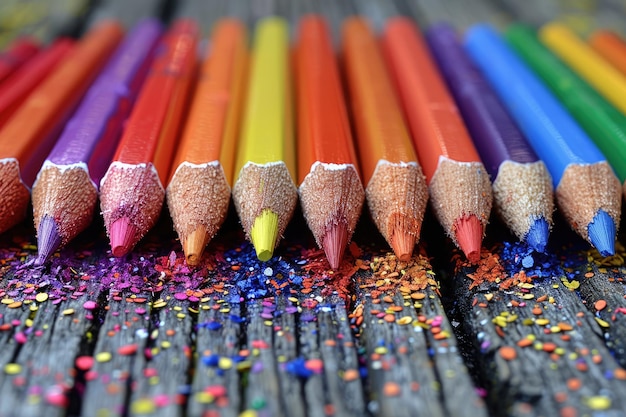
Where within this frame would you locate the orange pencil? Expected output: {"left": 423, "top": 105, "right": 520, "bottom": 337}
{"left": 296, "top": 16, "right": 365, "bottom": 269}
{"left": 167, "top": 19, "right": 248, "bottom": 265}
{"left": 0, "top": 21, "right": 123, "bottom": 234}
{"left": 382, "top": 18, "right": 492, "bottom": 263}
{"left": 589, "top": 30, "right": 626, "bottom": 77}
{"left": 342, "top": 17, "right": 428, "bottom": 261}
{"left": 100, "top": 20, "right": 198, "bottom": 256}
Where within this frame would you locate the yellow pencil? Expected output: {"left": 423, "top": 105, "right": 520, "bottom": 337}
{"left": 540, "top": 22, "right": 626, "bottom": 117}
{"left": 232, "top": 17, "right": 297, "bottom": 261}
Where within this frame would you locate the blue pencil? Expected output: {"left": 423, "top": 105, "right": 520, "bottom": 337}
{"left": 464, "top": 23, "right": 621, "bottom": 256}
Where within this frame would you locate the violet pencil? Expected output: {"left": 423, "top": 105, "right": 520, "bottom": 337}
{"left": 31, "top": 19, "right": 162, "bottom": 264}
{"left": 426, "top": 22, "right": 554, "bottom": 252}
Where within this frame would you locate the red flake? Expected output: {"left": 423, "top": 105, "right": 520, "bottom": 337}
{"left": 118, "top": 343, "right": 138, "bottom": 356}
{"left": 75, "top": 356, "right": 94, "bottom": 371}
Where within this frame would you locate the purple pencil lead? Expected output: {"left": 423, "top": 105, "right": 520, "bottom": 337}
{"left": 35, "top": 215, "right": 62, "bottom": 265}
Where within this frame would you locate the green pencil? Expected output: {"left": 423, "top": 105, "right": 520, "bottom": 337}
{"left": 505, "top": 23, "right": 626, "bottom": 190}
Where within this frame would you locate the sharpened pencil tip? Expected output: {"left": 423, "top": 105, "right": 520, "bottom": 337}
{"left": 454, "top": 215, "right": 483, "bottom": 264}
{"left": 184, "top": 225, "right": 209, "bottom": 266}
{"left": 250, "top": 209, "right": 279, "bottom": 262}
{"left": 35, "top": 215, "right": 62, "bottom": 265}
{"left": 588, "top": 209, "right": 616, "bottom": 257}
{"left": 110, "top": 217, "right": 139, "bottom": 257}
{"left": 525, "top": 217, "right": 550, "bottom": 253}
{"left": 390, "top": 227, "right": 415, "bottom": 262}
{"left": 323, "top": 221, "right": 348, "bottom": 270}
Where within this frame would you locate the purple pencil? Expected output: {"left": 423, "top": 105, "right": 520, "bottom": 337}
{"left": 426, "top": 22, "right": 554, "bottom": 252}
{"left": 31, "top": 19, "right": 163, "bottom": 264}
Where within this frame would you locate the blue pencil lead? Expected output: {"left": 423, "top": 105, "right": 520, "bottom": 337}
{"left": 588, "top": 209, "right": 616, "bottom": 257}
{"left": 525, "top": 217, "right": 549, "bottom": 253}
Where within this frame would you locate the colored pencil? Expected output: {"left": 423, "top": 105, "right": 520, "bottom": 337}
{"left": 589, "top": 30, "right": 626, "bottom": 77}
{"left": 382, "top": 17, "right": 492, "bottom": 263}
{"left": 31, "top": 19, "right": 163, "bottom": 265}
{"left": 167, "top": 19, "right": 248, "bottom": 266}
{"left": 465, "top": 24, "right": 621, "bottom": 256}
{"left": 425, "top": 22, "right": 554, "bottom": 252}
{"left": 342, "top": 17, "right": 427, "bottom": 261}
{"left": 232, "top": 17, "right": 297, "bottom": 262}
{"left": 0, "top": 21, "right": 123, "bottom": 235}
{"left": 296, "top": 16, "right": 365, "bottom": 269}
{"left": 0, "top": 37, "right": 39, "bottom": 84}
{"left": 100, "top": 19, "right": 198, "bottom": 257}
{"left": 539, "top": 22, "right": 626, "bottom": 118}
{"left": 506, "top": 24, "right": 626, "bottom": 199}
{"left": 0, "top": 38, "right": 74, "bottom": 129}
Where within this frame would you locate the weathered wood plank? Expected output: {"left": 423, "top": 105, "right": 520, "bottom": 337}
{"left": 576, "top": 248, "right": 626, "bottom": 368}
{"left": 299, "top": 292, "right": 367, "bottom": 417}
{"left": 353, "top": 249, "right": 487, "bottom": 417}
{"left": 0, "top": 263, "right": 106, "bottom": 417}
{"left": 188, "top": 281, "right": 243, "bottom": 417}
{"left": 79, "top": 244, "right": 166, "bottom": 417}
{"left": 451, "top": 243, "right": 626, "bottom": 416}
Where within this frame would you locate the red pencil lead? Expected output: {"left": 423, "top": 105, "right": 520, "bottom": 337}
{"left": 323, "top": 220, "right": 349, "bottom": 270}
{"left": 455, "top": 215, "right": 483, "bottom": 264}
{"left": 109, "top": 217, "right": 138, "bottom": 257}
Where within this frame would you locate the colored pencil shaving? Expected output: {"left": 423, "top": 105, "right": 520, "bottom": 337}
{"left": 382, "top": 17, "right": 492, "bottom": 263}
{"left": 0, "top": 37, "right": 39, "bottom": 84}
{"left": 426, "top": 22, "right": 553, "bottom": 252}
{"left": 342, "top": 17, "right": 427, "bottom": 261}
{"left": 100, "top": 19, "right": 198, "bottom": 257}
{"left": 167, "top": 19, "right": 248, "bottom": 266}
{"left": 296, "top": 16, "right": 365, "bottom": 269}
{"left": 31, "top": 19, "right": 163, "bottom": 265}
{"left": 232, "top": 17, "right": 297, "bottom": 262}
{"left": 589, "top": 30, "right": 626, "bottom": 78}
{"left": 507, "top": 24, "right": 626, "bottom": 198}
{"left": 465, "top": 24, "right": 621, "bottom": 256}
{"left": 539, "top": 22, "right": 626, "bottom": 118}
{"left": 0, "top": 21, "right": 123, "bottom": 235}
{"left": 0, "top": 39, "right": 73, "bottom": 129}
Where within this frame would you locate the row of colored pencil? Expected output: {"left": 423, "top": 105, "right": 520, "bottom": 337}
{"left": 1, "top": 13, "right": 626, "bottom": 269}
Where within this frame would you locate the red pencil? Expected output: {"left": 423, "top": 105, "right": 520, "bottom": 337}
{"left": 0, "top": 39, "right": 74, "bottom": 129}
{"left": 0, "top": 37, "right": 39, "bottom": 84}
{"left": 100, "top": 20, "right": 198, "bottom": 256}
{"left": 296, "top": 16, "right": 365, "bottom": 269}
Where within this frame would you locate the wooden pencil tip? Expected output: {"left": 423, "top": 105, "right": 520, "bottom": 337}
{"left": 454, "top": 215, "right": 483, "bottom": 264}
{"left": 588, "top": 209, "right": 616, "bottom": 257}
{"left": 525, "top": 217, "right": 550, "bottom": 253}
{"left": 390, "top": 227, "right": 415, "bottom": 262}
{"left": 323, "top": 221, "right": 348, "bottom": 270}
{"left": 184, "top": 225, "right": 209, "bottom": 266}
{"left": 109, "top": 217, "right": 139, "bottom": 257}
{"left": 250, "top": 209, "right": 279, "bottom": 262}
{"left": 35, "top": 215, "right": 62, "bottom": 265}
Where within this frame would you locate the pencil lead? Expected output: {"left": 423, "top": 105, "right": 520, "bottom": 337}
{"left": 525, "top": 217, "right": 550, "bottom": 253}
{"left": 454, "top": 215, "right": 483, "bottom": 264}
{"left": 390, "top": 224, "right": 415, "bottom": 262}
{"left": 323, "top": 220, "right": 348, "bottom": 270}
{"left": 588, "top": 209, "right": 616, "bottom": 257}
{"left": 250, "top": 209, "right": 279, "bottom": 262}
{"left": 35, "top": 215, "right": 62, "bottom": 265}
{"left": 183, "top": 225, "right": 209, "bottom": 266}
{"left": 109, "top": 217, "right": 138, "bottom": 257}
